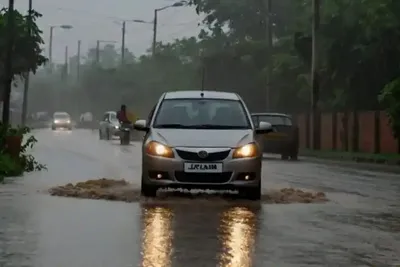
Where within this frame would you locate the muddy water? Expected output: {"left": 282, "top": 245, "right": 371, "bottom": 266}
{"left": 0, "top": 129, "right": 399, "bottom": 267}
{"left": 48, "top": 179, "right": 329, "bottom": 204}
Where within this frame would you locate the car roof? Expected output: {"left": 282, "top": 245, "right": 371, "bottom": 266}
{"left": 105, "top": 111, "right": 116, "bottom": 115}
{"left": 163, "top": 90, "right": 240, "bottom": 100}
{"left": 252, "top": 112, "right": 292, "bottom": 118}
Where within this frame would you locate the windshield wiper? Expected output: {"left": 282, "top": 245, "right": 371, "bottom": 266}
{"left": 194, "top": 124, "right": 248, "bottom": 129}
{"left": 154, "top": 123, "right": 190, "bottom": 128}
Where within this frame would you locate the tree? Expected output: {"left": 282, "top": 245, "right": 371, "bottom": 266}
{"left": 0, "top": 8, "right": 47, "bottom": 124}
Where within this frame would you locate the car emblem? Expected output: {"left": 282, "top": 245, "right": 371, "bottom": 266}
{"left": 198, "top": 150, "right": 208, "bottom": 159}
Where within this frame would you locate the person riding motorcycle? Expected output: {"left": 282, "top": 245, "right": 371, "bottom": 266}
{"left": 117, "top": 105, "right": 131, "bottom": 124}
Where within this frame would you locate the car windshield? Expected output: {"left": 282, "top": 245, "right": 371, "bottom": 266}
{"left": 110, "top": 113, "right": 117, "bottom": 121}
{"left": 258, "top": 115, "right": 292, "bottom": 126}
{"left": 54, "top": 114, "right": 69, "bottom": 119}
{"left": 153, "top": 98, "right": 251, "bottom": 129}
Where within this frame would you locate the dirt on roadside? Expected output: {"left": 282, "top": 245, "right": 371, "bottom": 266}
{"left": 48, "top": 178, "right": 329, "bottom": 204}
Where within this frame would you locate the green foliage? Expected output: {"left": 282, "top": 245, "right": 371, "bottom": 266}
{"left": 0, "top": 8, "right": 47, "bottom": 78}
{"left": 379, "top": 78, "right": 400, "bottom": 139}
{"left": 0, "top": 124, "right": 46, "bottom": 180}
{"left": 0, "top": 153, "right": 24, "bottom": 178}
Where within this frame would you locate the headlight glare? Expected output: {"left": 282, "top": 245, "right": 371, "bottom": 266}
{"left": 146, "top": 141, "right": 174, "bottom": 158}
{"left": 233, "top": 143, "right": 258, "bottom": 158}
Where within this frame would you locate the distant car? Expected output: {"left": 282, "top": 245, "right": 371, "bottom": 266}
{"left": 133, "top": 90, "right": 273, "bottom": 200}
{"left": 52, "top": 112, "right": 72, "bottom": 130}
{"left": 251, "top": 113, "right": 299, "bottom": 160}
{"left": 99, "top": 111, "right": 120, "bottom": 140}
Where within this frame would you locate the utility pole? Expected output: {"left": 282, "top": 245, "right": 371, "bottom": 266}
{"left": 49, "top": 26, "right": 54, "bottom": 73}
{"left": 96, "top": 40, "right": 100, "bottom": 63}
{"left": 77, "top": 40, "right": 81, "bottom": 81}
{"left": 2, "top": 0, "right": 15, "bottom": 125}
{"left": 121, "top": 21, "right": 126, "bottom": 64}
{"left": 311, "top": 0, "right": 321, "bottom": 150}
{"left": 152, "top": 9, "right": 158, "bottom": 56}
{"left": 21, "top": 0, "right": 32, "bottom": 126}
{"left": 63, "top": 45, "right": 68, "bottom": 80}
{"left": 265, "top": 0, "right": 272, "bottom": 111}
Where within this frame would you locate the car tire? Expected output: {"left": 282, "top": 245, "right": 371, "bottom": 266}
{"left": 140, "top": 181, "right": 158, "bottom": 197}
{"left": 290, "top": 154, "right": 298, "bottom": 160}
{"left": 238, "top": 183, "right": 261, "bottom": 201}
{"left": 99, "top": 130, "right": 103, "bottom": 140}
{"left": 68, "top": 127, "right": 72, "bottom": 130}
{"left": 105, "top": 129, "right": 111, "bottom": 140}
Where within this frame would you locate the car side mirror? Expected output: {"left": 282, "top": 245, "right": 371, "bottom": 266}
{"left": 134, "top": 119, "right": 149, "bottom": 131}
{"left": 256, "top": 121, "right": 273, "bottom": 134}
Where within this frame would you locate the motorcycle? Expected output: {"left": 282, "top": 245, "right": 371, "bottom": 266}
{"left": 119, "top": 123, "right": 131, "bottom": 145}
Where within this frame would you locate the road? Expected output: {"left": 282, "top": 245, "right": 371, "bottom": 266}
{"left": 0, "top": 129, "right": 399, "bottom": 267}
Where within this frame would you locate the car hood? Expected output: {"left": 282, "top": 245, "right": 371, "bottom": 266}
{"left": 151, "top": 129, "right": 254, "bottom": 147}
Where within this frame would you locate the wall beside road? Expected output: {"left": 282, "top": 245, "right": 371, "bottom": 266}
{"left": 294, "top": 111, "right": 399, "bottom": 154}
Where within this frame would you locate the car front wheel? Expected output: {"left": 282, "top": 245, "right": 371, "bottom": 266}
{"left": 99, "top": 130, "right": 103, "bottom": 140}
{"left": 141, "top": 179, "right": 158, "bottom": 197}
{"left": 105, "top": 129, "right": 111, "bottom": 140}
{"left": 237, "top": 183, "right": 261, "bottom": 201}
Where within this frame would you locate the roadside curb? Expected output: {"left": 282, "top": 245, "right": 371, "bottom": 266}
{"left": 300, "top": 150, "right": 400, "bottom": 166}
{"left": 299, "top": 156, "right": 400, "bottom": 173}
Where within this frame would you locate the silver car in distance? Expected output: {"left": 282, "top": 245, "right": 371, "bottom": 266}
{"left": 134, "top": 90, "right": 273, "bottom": 200}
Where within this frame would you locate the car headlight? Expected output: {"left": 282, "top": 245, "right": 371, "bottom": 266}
{"left": 145, "top": 141, "right": 174, "bottom": 158}
{"left": 232, "top": 143, "right": 258, "bottom": 158}
{"left": 115, "top": 125, "right": 119, "bottom": 129}
{"left": 54, "top": 120, "right": 59, "bottom": 123}
{"left": 66, "top": 120, "right": 71, "bottom": 123}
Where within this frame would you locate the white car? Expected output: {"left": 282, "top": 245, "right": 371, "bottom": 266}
{"left": 99, "top": 111, "right": 120, "bottom": 140}
{"left": 134, "top": 90, "right": 273, "bottom": 199}
{"left": 52, "top": 112, "right": 72, "bottom": 130}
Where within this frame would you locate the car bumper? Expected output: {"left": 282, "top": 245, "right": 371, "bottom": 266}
{"left": 52, "top": 123, "right": 71, "bottom": 128}
{"left": 142, "top": 153, "right": 262, "bottom": 190}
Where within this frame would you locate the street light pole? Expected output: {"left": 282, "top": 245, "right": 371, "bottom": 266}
{"left": 96, "top": 40, "right": 100, "bottom": 63}
{"left": 21, "top": 0, "right": 32, "bottom": 126}
{"left": 49, "top": 26, "right": 54, "bottom": 72}
{"left": 152, "top": 1, "right": 186, "bottom": 57}
{"left": 48, "top": 24, "right": 73, "bottom": 73}
{"left": 265, "top": 0, "right": 272, "bottom": 111}
{"left": 121, "top": 21, "right": 126, "bottom": 64}
{"left": 311, "top": 0, "right": 321, "bottom": 150}
{"left": 77, "top": 40, "right": 81, "bottom": 81}
{"left": 152, "top": 9, "right": 158, "bottom": 56}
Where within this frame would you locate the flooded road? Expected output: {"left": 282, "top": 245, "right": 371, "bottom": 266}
{"left": 0, "top": 129, "right": 399, "bottom": 267}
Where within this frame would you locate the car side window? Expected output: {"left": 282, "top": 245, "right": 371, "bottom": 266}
{"left": 103, "top": 113, "right": 109, "bottom": 121}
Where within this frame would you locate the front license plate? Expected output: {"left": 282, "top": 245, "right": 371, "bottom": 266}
{"left": 184, "top": 162, "right": 223, "bottom": 173}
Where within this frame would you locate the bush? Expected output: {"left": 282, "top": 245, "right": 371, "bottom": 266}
{"left": 0, "top": 153, "right": 24, "bottom": 178}
{"left": 379, "top": 78, "right": 400, "bottom": 140}
{"left": 0, "top": 124, "right": 46, "bottom": 180}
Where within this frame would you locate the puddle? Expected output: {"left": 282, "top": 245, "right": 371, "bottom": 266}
{"left": 48, "top": 179, "right": 329, "bottom": 204}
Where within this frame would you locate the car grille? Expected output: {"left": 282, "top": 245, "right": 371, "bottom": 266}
{"left": 175, "top": 149, "right": 230, "bottom": 161}
{"left": 175, "top": 172, "right": 232, "bottom": 183}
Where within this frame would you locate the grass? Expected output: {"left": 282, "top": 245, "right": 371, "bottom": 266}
{"left": 300, "top": 149, "right": 400, "bottom": 165}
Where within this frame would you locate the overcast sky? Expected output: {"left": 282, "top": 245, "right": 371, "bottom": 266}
{"left": 1, "top": 0, "right": 202, "bottom": 63}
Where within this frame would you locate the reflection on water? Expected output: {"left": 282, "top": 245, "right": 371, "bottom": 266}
{"left": 218, "top": 207, "right": 258, "bottom": 267}
{"left": 141, "top": 206, "right": 173, "bottom": 267}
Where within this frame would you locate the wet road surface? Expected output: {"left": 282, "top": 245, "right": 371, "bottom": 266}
{"left": 1, "top": 129, "right": 399, "bottom": 267}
